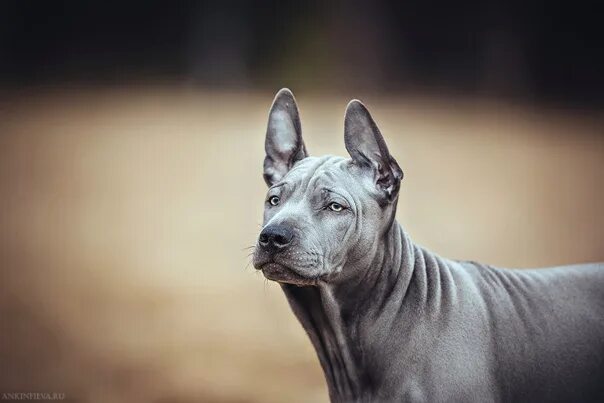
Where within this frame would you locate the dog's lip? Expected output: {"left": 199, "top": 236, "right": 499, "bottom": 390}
{"left": 259, "top": 261, "right": 294, "bottom": 276}
{"left": 260, "top": 261, "right": 285, "bottom": 274}
{"left": 253, "top": 254, "right": 290, "bottom": 271}
{"left": 258, "top": 261, "right": 316, "bottom": 285}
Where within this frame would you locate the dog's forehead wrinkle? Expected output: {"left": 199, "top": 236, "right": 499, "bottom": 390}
{"left": 285, "top": 155, "right": 346, "bottom": 184}
{"left": 292, "top": 156, "right": 357, "bottom": 200}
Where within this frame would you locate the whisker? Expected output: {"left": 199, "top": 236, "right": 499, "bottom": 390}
{"left": 244, "top": 248, "right": 256, "bottom": 271}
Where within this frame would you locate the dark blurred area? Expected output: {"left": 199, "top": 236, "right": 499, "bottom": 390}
{"left": 1, "top": 1, "right": 603, "bottom": 107}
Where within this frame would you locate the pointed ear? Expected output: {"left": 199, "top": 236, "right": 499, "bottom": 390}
{"left": 263, "top": 88, "right": 308, "bottom": 186}
{"left": 344, "top": 100, "right": 403, "bottom": 201}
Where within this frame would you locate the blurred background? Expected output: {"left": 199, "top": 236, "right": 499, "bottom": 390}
{"left": 0, "top": 1, "right": 602, "bottom": 402}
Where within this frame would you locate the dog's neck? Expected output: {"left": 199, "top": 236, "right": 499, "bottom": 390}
{"left": 281, "top": 220, "right": 425, "bottom": 402}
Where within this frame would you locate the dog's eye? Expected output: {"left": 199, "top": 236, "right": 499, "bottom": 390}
{"left": 269, "top": 196, "right": 280, "bottom": 206}
{"left": 328, "top": 202, "right": 344, "bottom": 212}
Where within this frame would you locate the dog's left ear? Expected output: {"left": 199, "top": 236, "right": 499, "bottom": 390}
{"left": 263, "top": 88, "right": 308, "bottom": 186}
{"left": 344, "top": 100, "right": 403, "bottom": 201}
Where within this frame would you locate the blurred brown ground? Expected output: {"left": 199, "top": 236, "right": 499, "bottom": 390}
{"left": 0, "top": 86, "right": 602, "bottom": 403}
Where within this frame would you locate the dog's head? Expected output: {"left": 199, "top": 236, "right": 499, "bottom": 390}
{"left": 253, "top": 89, "right": 403, "bottom": 285}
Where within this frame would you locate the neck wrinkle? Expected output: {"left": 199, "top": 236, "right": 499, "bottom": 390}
{"left": 281, "top": 220, "right": 422, "bottom": 402}
{"left": 349, "top": 221, "right": 417, "bottom": 317}
{"left": 281, "top": 283, "right": 361, "bottom": 402}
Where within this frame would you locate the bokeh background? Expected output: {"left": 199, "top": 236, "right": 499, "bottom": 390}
{"left": 0, "top": 2, "right": 602, "bottom": 402}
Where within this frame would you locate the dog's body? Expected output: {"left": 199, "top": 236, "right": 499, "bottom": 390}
{"left": 253, "top": 89, "right": 604, "bottom": 402}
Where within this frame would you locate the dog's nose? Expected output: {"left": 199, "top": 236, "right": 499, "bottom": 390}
{"left": 258, "top": 225, "right": 294, "bottom": 253}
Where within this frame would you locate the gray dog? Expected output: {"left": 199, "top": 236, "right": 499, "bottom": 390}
{"left": 252, "top": 89, "right": 604, "bottom": 403}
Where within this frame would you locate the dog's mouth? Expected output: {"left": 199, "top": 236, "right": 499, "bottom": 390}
{"left": 255, "top": 260, "right": 318, "bottom": 286}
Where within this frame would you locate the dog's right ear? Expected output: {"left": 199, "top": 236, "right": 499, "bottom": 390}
{"left": 263, "top": 88, "right": 308, "bottom": 187}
